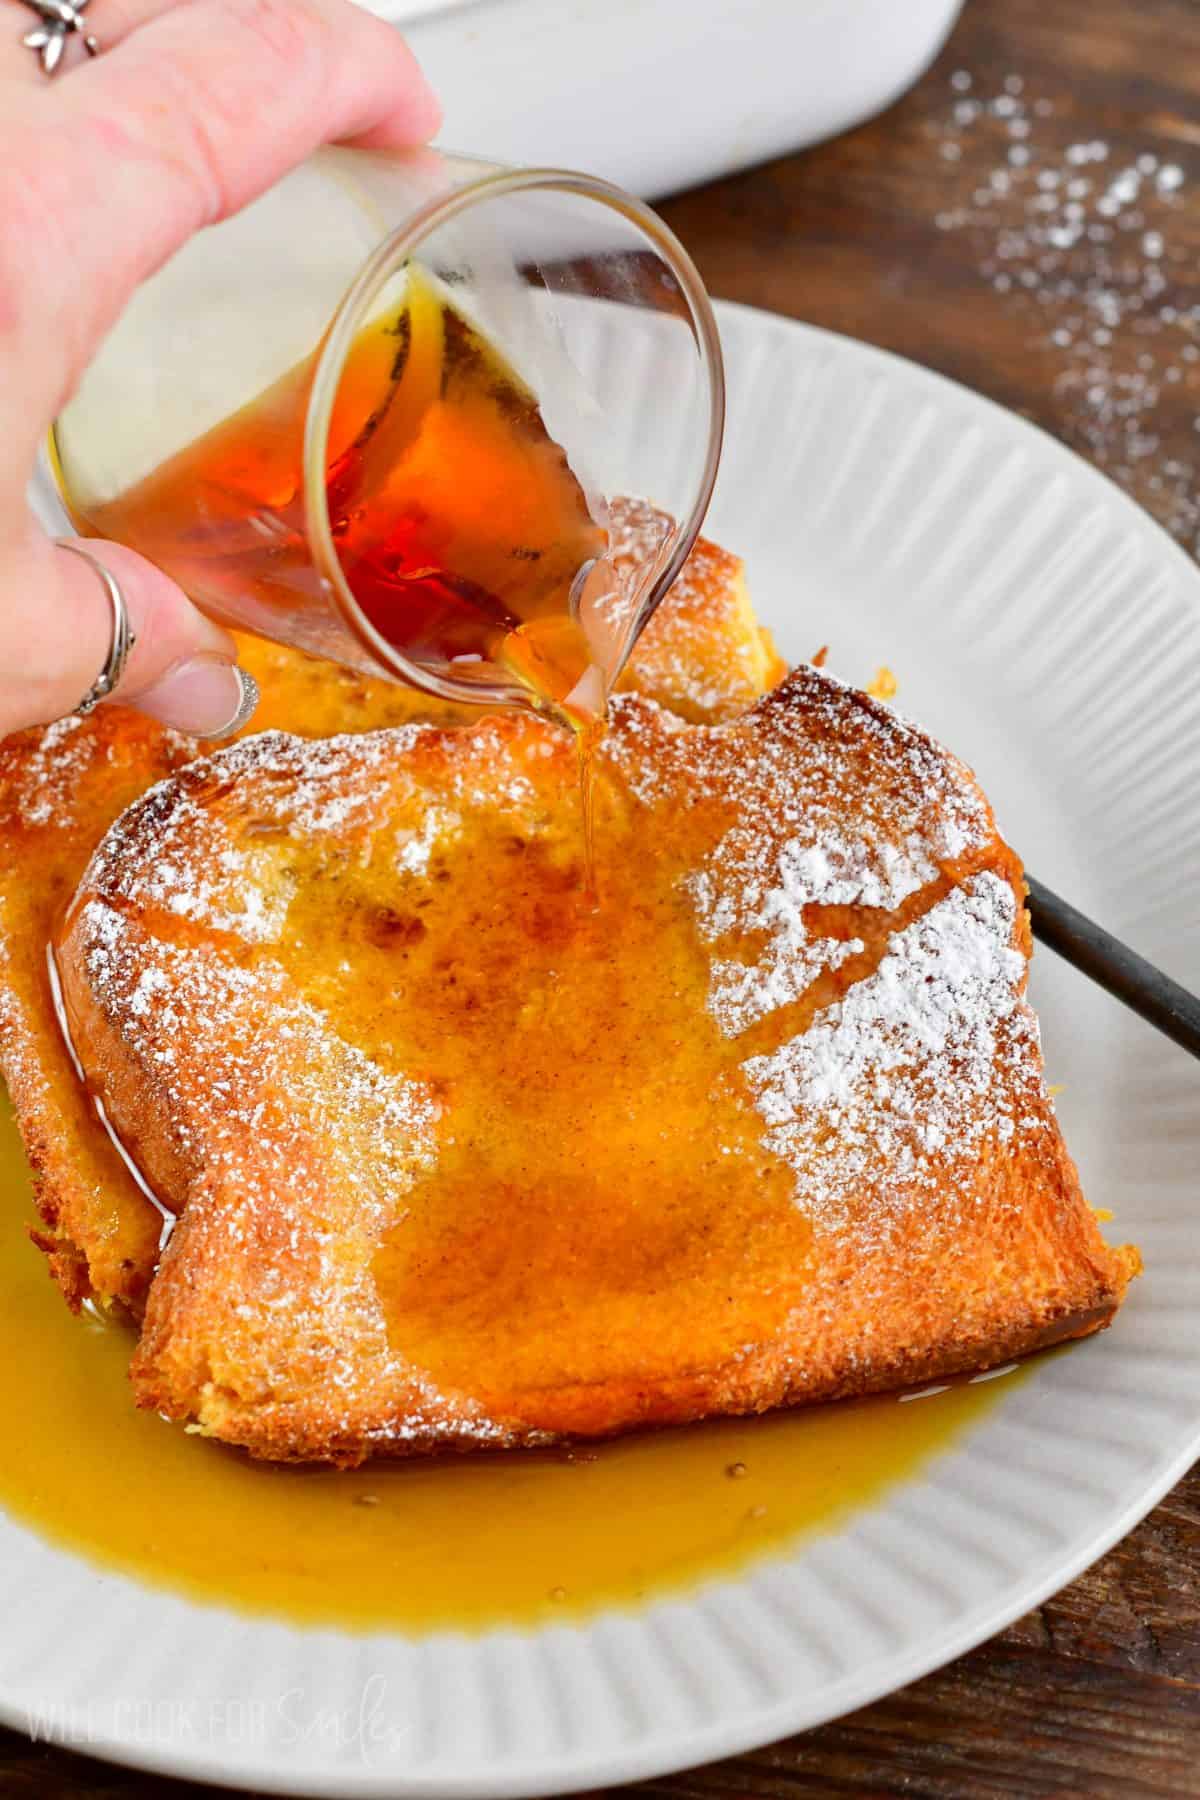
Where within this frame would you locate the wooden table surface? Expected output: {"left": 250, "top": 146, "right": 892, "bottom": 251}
{"left": 7, "top": 0, "right": 1200, "bottom": 1793}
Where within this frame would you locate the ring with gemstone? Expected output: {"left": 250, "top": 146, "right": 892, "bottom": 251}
{"left": 16, "top": 0, "right": 99, "bottom": 74}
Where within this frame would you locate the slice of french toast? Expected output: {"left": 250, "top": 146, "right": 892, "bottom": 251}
{"left": 0, "top": 508, "right": 782, "bottom": 1313}
{"left": 53, "top": 666, "right": 1137, "bottom": 1464}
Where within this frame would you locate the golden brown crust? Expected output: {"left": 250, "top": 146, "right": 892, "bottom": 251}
{"left": 52, "top": 666, "right": 1136, "bottom": 1464}
{"left": 0, "top": 712, "right": 189, "bottom": 1312}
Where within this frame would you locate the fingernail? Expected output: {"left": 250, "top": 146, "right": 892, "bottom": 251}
{"left": 132, "top": 658, "right": 258, "bottom": 738}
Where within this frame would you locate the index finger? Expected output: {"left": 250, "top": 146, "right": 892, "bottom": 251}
{"left": 83, "top": 0, "right": 442, "bottom": 151}
{"left": 3, "top": 0, "right": 440, "bottom": 408}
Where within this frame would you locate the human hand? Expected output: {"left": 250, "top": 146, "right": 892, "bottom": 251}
{"left": 0, "top": 0, "right": 439, "bottom": 739}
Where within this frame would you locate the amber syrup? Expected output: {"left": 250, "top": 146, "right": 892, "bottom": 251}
{"left": 78, "top": 269, "right": 617, "bottom": 889}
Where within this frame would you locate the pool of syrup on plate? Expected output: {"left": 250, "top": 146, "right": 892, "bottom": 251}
{"left": 0, "top": 1094, "right": 1017, "bottom": 1631}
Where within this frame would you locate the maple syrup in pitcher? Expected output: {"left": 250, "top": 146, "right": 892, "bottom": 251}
{"left": 70, "top": 269, "right": 625, "bottom": 877}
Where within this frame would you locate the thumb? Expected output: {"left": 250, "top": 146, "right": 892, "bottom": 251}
{"left": 3, "top": 528, "right": 258, "bottom": 740}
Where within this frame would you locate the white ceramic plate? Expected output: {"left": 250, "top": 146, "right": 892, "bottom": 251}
{"left": 8, "top": 302, "right": 1200, "bottom": 1796}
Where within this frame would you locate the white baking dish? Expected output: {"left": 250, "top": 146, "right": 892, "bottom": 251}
{"left": 364, "top": 0, "right": 965, "bottom": 198}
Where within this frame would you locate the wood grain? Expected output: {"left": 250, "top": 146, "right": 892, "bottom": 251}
{"left": 4, "top": 0, "right": 1199, "bottom": 1792}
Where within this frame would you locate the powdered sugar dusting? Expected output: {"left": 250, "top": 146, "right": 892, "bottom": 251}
{"left": 695, "top": 825, "right": 940, "bottom": 1037}
{"left": 614, "top": 666, "right": 995, "bottom": 1038}
{"left": 0, "top": 715, "right": 196, "bottom": 835}
{"left": 3, "top": 717, "right": 92, "bottom": 829}
{"left": 77, "top": 894, "right": 440, "bottom": 1194}
{"left": 75, "top": 894, "right": 474, "bottom": 1439}
{"left": 79, "top": 732, "right": 414, "bottom": 947}
{"left": 393, "top": 806, "right": 458, "bottom": 875}
{"left": 743, "top": 873, "right": 1045, "bottom": 1237}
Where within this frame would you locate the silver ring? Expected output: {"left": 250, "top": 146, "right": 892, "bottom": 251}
{"left": 17, "top": 0, "right": 99, "bottom": 75}
{"left": 57, "top": 541, "right": 136, "bottom": 717}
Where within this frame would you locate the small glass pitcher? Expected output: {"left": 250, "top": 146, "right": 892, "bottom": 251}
{"left": 51, "top": 146, "right": 725, "bottom": 720}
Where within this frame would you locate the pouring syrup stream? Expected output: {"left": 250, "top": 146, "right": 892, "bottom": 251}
{"left": 71, "top": 267, "right": 647, "bottom": 894}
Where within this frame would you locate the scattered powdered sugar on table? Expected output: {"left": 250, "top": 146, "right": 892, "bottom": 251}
{"left": 743, "top": 873, "right": 1044, "bottom": 1237}
{"left": 930, "top": 69, "right": 1200, "bottom": 548}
